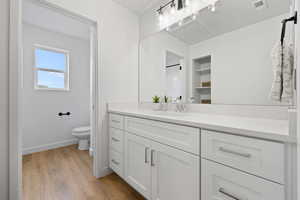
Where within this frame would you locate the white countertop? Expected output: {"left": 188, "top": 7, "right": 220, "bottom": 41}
{"left": 108, "top": 107, "right": 295, "bottom": 143}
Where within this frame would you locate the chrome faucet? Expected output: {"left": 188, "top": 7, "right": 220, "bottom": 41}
{"left": 175, "top": 97, "right": 186, "bottom": 112}
{"left": 174, "top": 97, "right": 195, "bottom": 112}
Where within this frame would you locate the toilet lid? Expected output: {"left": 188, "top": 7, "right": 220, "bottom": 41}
{"left": 73, "top": 126, "right": 90, "bottom": 133}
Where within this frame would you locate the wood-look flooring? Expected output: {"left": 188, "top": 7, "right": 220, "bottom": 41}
{"left": 22, "top": 145, "right": 145, "bottom": 200}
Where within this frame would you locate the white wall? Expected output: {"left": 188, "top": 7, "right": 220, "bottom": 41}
{"left": 22, "top": 24, "right": 90, "bottom": 153}
{"left": 45, "top": 0, "right": 140, "bottom": 176}
{"left": 140, "top": 31, "right": 188, "bottom": 102}
{"left": 0, "top": 0, "right": 9, "bottom": 198}
{"left": 189, "top": 14, "right": 290, "bottom": 105}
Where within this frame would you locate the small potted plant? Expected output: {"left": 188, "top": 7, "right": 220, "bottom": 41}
{"left": 162, "top": 96, "right": 169, "bottom": 111}
{"left": 152, "top": 95, "right": 161, "bottom": 110}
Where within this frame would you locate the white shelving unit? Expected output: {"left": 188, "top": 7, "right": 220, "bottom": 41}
{"left": 192, "top": 56, "right": 211, "bottom": 104}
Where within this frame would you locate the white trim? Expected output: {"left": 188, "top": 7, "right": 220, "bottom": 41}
{"left": 9, "top": 0, "right": 22, "bottom": 199}
{"left": 22, "top": 139, "right": 78, "bottom": 155}
{"left": 33, "top": 44, "right": 70, "bottom": 91}
{"left": 9, "top": 0, "right": 102, "bottom": 199}
{"left": 296, "top": 1, "right": 300, "bottom": 200}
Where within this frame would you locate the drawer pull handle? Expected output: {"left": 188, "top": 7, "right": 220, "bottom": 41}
{"left": 145, "top": 147, "right": 149, "bottom": 163}
{"left": 111, "top": 159, "right": 120, "bottom": 165}
{"left": 219, "top": 147, "right": 251, "bottom": 158}
{"left": 219, "top": 188, "right": 240, "bottom": 200}
{"left": 112, "top": 120, "right": 120, "bottom": 123}
{"left": 112, "top": 137, "right": 120, "bottom": 142}
{"left": 151, "top": 150, "right": 155, "bottom": 166}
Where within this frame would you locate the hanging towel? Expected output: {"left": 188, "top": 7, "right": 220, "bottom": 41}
{"left": 270, "top": 41, "right": 294, "bottom": 103}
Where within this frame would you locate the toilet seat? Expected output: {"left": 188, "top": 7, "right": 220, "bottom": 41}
{"left": 73, "top": 126, "right": 90, "bottom": 133}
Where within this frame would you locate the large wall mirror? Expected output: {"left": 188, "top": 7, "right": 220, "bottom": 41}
{"left": 139, "top": 0, "right": 294, "bottom": 105}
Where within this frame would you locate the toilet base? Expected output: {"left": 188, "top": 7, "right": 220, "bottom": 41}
{"left": 78, "top": 139, "right": 89, "bottom": 150}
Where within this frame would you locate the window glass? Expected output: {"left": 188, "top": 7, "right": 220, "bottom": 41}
{"left": 35, "top": 48, "right": 66, "bottom": 71}
{"left": 34, "top": 46, "right": 69, "bottom": 90}
{"left": 37, "top": 70, "right": 65, "bottom": 89}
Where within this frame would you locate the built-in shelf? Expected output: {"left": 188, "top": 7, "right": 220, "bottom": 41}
{"left": 195, "top": 67, "right": 211, "bottom": 72}
{"left": 192, "top": 55, "right": 212, "bottom": 104}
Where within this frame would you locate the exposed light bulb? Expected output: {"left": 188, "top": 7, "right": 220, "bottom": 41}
{"left": 166, "top": 27, "right": 170, "bottom": 31}
{"left": 185, "top": 0, "right": 190, "bottom": 6}
{"left": 192, "top": 14, "right": 197, "bottom": 20}
{"left": 170, "top": 0, "right": 176, "bottom": 14}
{"left": 178, "top": 20, "right": 183, "bottom": 26}
{"left": 211, "top": 3, "right": 216, "bottom": 12}
{"left": 158, "top": 8, "right": 164, "bottom": 21}
{"left": 171, "top": 6, "right": 176, "bottom": 14}
{"left": 159, "top": 13, "right": 164, "bottom": 22}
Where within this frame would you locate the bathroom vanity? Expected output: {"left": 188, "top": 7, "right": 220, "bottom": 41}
{"left": 108, "top": 1, "right": 298, "bottom": 199}
{"left": 108, "top": 106, "right": 297, "bottom": 200}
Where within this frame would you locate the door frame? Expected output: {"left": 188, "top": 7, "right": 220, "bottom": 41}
{"left": 9, "top": 0, "right": 101, "bottom": 199}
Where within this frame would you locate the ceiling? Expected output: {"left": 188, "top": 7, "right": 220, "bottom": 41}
{"left": 112, "top": 0, "right": 163, "bottom": 14}
{"left": 167, "top": 0, "right": 291, "bottom": 44}
{"left": 22, "top": 0, "right": 91, "bottom": 40}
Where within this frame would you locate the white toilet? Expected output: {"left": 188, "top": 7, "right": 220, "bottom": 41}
{"left": 72, "top": 126, "right": 90, "bottom": 150}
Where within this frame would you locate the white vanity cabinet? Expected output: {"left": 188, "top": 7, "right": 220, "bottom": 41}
{"left": 201, "top": 130, "right": 287, "bottom": 200}
{"left": 124, "top": 133, "right": 152, "bottom": 199}
{"left": 109, "top": 112, "right": 293, "bottom": 200}
{"left": 110, "top": 114, "right": 200, "bottom": 200}
{"left": 124, "top": 132, "right": 200, "bottom": 200}
{"left": 201, "top": 130, "right": 285, "bottom": 184}
{"left": 150, "top": 140, "right": 199, "bottom": 200}
{"left": 202, "top": 159, "right": 285, "bottom": 200}
{"left": 124, "top": 116, "right": 200, "bottom": 200}
{"left": 109, "top": 114, "right": 125, "bottom": 178}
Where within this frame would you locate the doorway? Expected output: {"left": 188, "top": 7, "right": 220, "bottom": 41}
{"left": 10, "top": 0, "right": 99, "bottom": 199}
{"left": 165, "top": 50, "right": 185, "bottom": 101}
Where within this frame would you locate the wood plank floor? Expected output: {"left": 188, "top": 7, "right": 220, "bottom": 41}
{"left": 22, "top": 145, "right": 145, "bottom": 200}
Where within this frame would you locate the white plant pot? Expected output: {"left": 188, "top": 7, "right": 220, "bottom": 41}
{"left": 162, "top": 103, "right": 168, "bottom": 111}
{"left": 153, "top": 103, "right": 161, "bottom": 111}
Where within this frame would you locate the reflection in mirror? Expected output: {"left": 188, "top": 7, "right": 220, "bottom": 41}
{"left": 139, "top": 0, "right": 294, "bottom": 106}
{"left": 165, "top": 51, "right": 184, "bottom": 101}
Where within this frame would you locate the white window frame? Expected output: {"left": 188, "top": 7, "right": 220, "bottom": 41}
{"left": 33, "top": 44, "right": 70, "bottom": 91}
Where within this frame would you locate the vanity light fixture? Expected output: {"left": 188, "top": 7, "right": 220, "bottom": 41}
{"left": 158, "top": 0, "right": 220, "bottom": 29}
{"left": 158, "top": 7, "right": 164, "bottom": 21}
{"left": 157, "top": 0, "right": 177, "bottom": 18}
{"left": 185, "top": 0, "right": 191, "bottom": 7}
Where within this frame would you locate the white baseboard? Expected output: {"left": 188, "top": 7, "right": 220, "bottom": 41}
{"left": 22, "top": 139, "right": 78, "bottom": 155}
{"left": 89, "top": 147, "right": 94, "bottom": 157}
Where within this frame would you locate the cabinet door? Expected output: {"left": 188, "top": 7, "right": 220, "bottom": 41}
{"left": 124, "top": 133, "right": 152, "bottom": 199}
{"left": 202, "top": 159, "right": 285, "bottom": 200}
{"left": 151, "top": 141, "right": 200, "bottom": 200}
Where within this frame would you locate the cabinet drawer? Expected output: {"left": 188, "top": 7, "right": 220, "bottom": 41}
{"left": 202, "top": 159, "right": 285, "bottom": 200}
{"left": 125, "top": 116, "right": 200, "bottom": 155}
{"left": 201, "top": 130, "right": 284, "bottom": 184}
{"left": 109, "top": 114, "right": 124, "bottom": 130}
{"left": 109, "top": 128, "right": 124, "bottom": 153}
{"left": 109, "top": 150, "right": 123, "bottom": 178}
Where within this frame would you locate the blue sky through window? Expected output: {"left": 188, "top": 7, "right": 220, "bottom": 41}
{"left": 35, "top": 47, "right": 67, "bottom": 89}
{"left": 37, "top": 71, "right": 65, "bottom": 89}
{"left": 36, "top": 48, "right": 66, "bottom": 71}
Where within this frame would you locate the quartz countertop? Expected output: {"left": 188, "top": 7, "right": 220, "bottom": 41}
{"left": 108, "top": 107, "right": 295, "bottom": 143}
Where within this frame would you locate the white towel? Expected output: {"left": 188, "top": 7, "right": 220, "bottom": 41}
{"left": 270, "top": 41, "right": 294, "bottom": 103}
